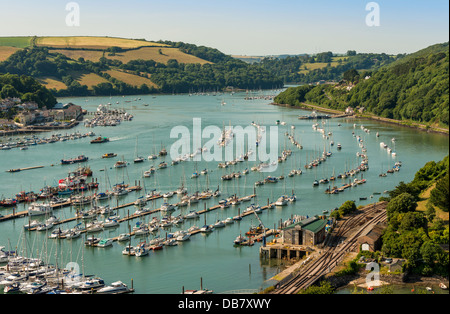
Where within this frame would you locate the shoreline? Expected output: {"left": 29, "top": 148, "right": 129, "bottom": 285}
{"left": 0, "top": 121, "right": 80, "bottom": 137}
{"left": 270, "top": 102, "right": 449, "bottom": 136}
{"left": 328, "top": 271, "right": 449, "bottom": 294}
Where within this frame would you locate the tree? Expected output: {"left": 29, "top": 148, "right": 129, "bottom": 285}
{"left": 386, "top": 193, "right": 418, "bottom": 220}
{"left": 425, "top": 202, "right": 436, "bottom": 223}
{"left": 420, "top": 241, "right": 442, "bottom": 266}
{"left": 0, "top": 84, "right": 19, "bottom": 99}
{"left": 430, "top": 174, "right": 449, "bottom": 211}
{"left": 343, "top": 69, "right": 359, "bottom": 83}
{"left": 339, "top": 200, "right": 357, "bottom": 216}
{"left": 398, "top": 212, "right": 427, "bottom": 232}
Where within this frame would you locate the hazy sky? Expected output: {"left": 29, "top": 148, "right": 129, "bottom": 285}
{"left": 0, "top": 0, "right": 448, "bottom": 55}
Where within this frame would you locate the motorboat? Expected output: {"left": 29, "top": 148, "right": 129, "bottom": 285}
{"left": 114, "top": 161, "right": 127, "bottom": 168}
{"left": 135, "top": 244, "right": 149, "bottom": 257}
{"left": 90, "top": 137, "right": 109, "bottom": 144}
{"left": 213, "top": 220, "right": 225, "bottom": 228}
{"left": 122, "top": 246, "right": 135, "bottom": 256}
{"left": 72, "top": 277, "right": 105, "bottom": 291}
{"left": 65, "top": 230, "right": 81, "bottom": 240}
{"left": 163, "top": 191, "right": 174, "bottom": 198}
{"left": 234, "top": 235, "right": 245, "bottom": 245}
{"left": 275, "top": 195, "right": 288, "bottom": 206}
{"left": 97, "top": 281, "right": 131, "bottom": 294}
{"left": 61, "top": 155, "right": 89, "bottom": 165}
{"left": 36, "top": 222, "right": 54, "bottom": 231}
{"left": 28, "top": 203, "right": 52, "bottom": 216}
{"left": 103, "top": 218, "right": 119, "bottom": 228}
{"left": 95, "top": 192, "right": 110, "bottom": 201}
{"left": 200, "top": 225, "right": 214, "bottom": 233}
{"left": 118, "top": 234, "right": 131, "bottom": 242}
{"left": 23, "top": 220, "right": 40, "bottom": 230}
{"left": 176, "top": 231, "right": 191, "bottom": 242}
{"left": 223, "top": 217, "right": 234, "bottom": 225}
{"left": 97, "top": 238, "right": 113, "bottom": 248}
{"left": 185, "top": 211, "right": 199, "bottom": 219}
{"left": 160, "top": 202, "right": 177, "bottom": 212}
{"left": 102, "top": 153, "right": 117, "bottom": 159}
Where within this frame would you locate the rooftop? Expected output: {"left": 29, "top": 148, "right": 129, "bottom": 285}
{"left": 284, "top": 216, "right": 327, "bottom": 233}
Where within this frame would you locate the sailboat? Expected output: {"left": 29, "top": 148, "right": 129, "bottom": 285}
{"left": 114, "top": 156, "right": 127, "bottom": 168}
{"left": 134, "top": 137, "right": 145, "bottom": 163}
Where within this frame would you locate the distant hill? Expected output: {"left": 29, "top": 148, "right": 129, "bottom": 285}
{"left": 274, "top": 42, "right": 449, "bottom": 128}
{"left": 0, "top": 36, "right": 283, "bottom": 96}
{"left": 259, "top": 51, "right": 397, "bottom": 84}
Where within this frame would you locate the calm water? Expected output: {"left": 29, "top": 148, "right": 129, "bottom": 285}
{"left": 0, "top": 91, "right": 448, "bottom": 294}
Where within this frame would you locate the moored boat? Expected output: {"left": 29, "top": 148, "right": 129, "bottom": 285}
{"left": 90, "top": 137, "right": 109, "bottom": 144}
{"left": 102, "top": 153, "right": 117, "bottom": 159}
{"left": 61, "top": 155, "right": 88, "bottom": 165}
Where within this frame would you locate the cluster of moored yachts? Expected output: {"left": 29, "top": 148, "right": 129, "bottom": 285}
{"left": 0, "top": 246, "right": 133, "bottom": 294}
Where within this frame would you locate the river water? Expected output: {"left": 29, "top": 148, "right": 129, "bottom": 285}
{"left": 0, "top": 91, "right": 448, "bottom": 294}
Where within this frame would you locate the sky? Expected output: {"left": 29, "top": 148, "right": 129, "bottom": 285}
{"left": 0, "top": 0, "right": 448, "bottom": 56}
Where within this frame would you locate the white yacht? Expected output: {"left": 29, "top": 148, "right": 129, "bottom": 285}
{"left": 97, "top": 238, "right": 113, "bottom": 248}
{"left": 176, "top": 231, "right": 191, "bottom": 242}
{"left": 275, "top": 195, "right": 288, "bottom": 206}
{"left": 28, "top": 203, "right": 52, "bottom": 217}
{"left": 97, "top": 281, "right": 131, "bottom": 294}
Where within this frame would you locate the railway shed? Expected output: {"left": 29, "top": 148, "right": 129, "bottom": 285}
{"left": 282, "top": 216, "right": 328, "bottom": 246}
{"left": 357, "top": 222, "right": 386, "bottom": 252}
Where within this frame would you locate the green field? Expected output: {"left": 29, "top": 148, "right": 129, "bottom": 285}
{"left": 0, "top": 36, "right": 33, "bottom": 48}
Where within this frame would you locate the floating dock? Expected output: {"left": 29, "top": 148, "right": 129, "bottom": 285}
{"left": 6, "top": 166, "right": 44, "bottom": 173}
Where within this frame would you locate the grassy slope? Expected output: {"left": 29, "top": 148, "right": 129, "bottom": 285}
{"left": 105, "top": 69, "right": 158, "bottom": 88}
{"left": 51, "top": 46, "right": 212, "bottom": 65}
{"left": 0, "top": 36, "right": 33, "bottom": 48}
{"left": 299, "top": 57, "right": 345, "bottom": 75}
{"left": 34, "top": 36, "right": 168, "bottom": 49}
{"left": 1, "top": 36, "right": 210, "bottom": 91}
{"left": 416, "top": 183, "right": 449, "bottom": 223}
{"left": 0, "top": 46, "right": 21, "bottom": 61}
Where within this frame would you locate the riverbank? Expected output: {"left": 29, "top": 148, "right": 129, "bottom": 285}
{"left": 0, "top": 121, "right": 79, "bottom": 137}
{"left": 270, "top": 102, "right": 449, "bottom": 136}
{"left": 327, "top": 269, "right": 449, "bottom": 294}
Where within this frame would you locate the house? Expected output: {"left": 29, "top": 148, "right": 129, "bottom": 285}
{"left": 389, "top": 259, "right": 405, "bottom": 273}
{"left": 345, "top": 106, "right": 355, "bottom": 115}
{"left": 64, "top": 103, "right": 82, "bottom": 120}
{"left": 282, "top": 216, "right": 328, "bottom": 246}
{"left": 0, "top": 119, "right": 17, "bottom": 130}
{"left": 17, "top": 102, "right": 39, "bottom": 111}
{"left": 0, "top": 98, "right": 20, "bottom": 111}
{"left": 16, "top": 112, "right": 36, "bottom": 126}
{"left": 357, "top": 222, "right": 386, "bottom": 252}
{"left": 49, "top": 110, "right": 65, "bottom": 121}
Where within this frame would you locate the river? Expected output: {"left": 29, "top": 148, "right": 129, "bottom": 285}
{"left": 0, "top": 90, "right": 448, "bottom": 294}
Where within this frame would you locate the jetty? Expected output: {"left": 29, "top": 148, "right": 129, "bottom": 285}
{"left": 6, "top": 166, "right": 44, "bottom": 173}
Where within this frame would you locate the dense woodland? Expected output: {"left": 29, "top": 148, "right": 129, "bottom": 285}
{"left": 0, "top": 44, "right": 284, "bottom": 97}
{"left": 275, "top": 43, "right": 449, "bottom": 127}
{"left": 0, "top": 73, "right": 57, "bottom": 109}
{"left": 380, "top": 156, "right": 449, "bottom": 277}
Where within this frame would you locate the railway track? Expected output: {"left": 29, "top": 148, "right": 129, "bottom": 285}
{"left": 273, "top": 202, "right": 387, "bottom": 294}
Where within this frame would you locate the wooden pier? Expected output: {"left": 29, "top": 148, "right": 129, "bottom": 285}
{"left": 6, "top": 166, "right": 44, "bottom": 173}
